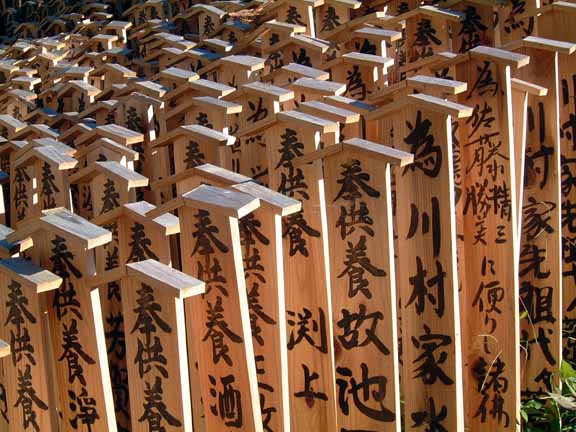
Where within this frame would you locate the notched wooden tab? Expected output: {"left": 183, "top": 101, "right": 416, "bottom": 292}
{"left": 342, "top": 52, "right": 394, "bottom": 67}
{"left": 343, "top": 138, "right": 414, "bottom": 166}
{"left": 323, "top": 95, "right": 376, "bottom": 114}
{"left": 511, "top": 78, "right": 548, "bottom": 96}
{"left": 407, "top": 75, "right": 467, "bottom": 95}
{"left": 97, "top": 123, "right": 144, "bottom": 145}
{"left": 126, "top": 259, "right": 205, "bottom": 299}
{"left": 232, "top": 181, "right": 302, "bottom": 216}
{"left": 0, "top": 257, "right": 62, "bottom": 293}
{"left": 6, "top": 208, "right": 111, "bottom": 249}
{"left": 289, "top": 77, "right": 346, "bottom": 96}
{"left": 278, "top": 110, "right": 339, "bottom": 133}
{"left": 506, "top": 36, "right": 576, "bottom": 55}
{"left": 470, "top": 45, "right": 530, "bottom": 68}
{"left": 194, "top": 163, "right": 253, "bottom": 185}
{"left": 152, "top": 124, "right": 235, "bottom": 147}
{"left": 124, "top": 201, "right": 180, "bottom": 235}
{"left": 280, "top": 63, "right": 329, "bottom": 80}
{"left": 182, "top": 184, "right": 260, "bottom": 218}
{"left": 241, "top": 81, "right": 294, "bottom": 102}
{"left": 299, "top": 100, "right": 360, "bottom": 124}
{"left": 408, "top": 93, "right": 473, "bottom": 118}
{"left": 191, "top": 96, "right": 242, "bottom": 114}
{"left": 14, "top": 147, "right": 78, "bottom": 171}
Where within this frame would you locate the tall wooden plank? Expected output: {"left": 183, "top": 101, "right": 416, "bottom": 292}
{"left": 149, "top": 185, "right": 264, "bottom": 432}
{"left": 451, "top": 47, "right": 528, "bottom": 431}
{"left": 507, "top": 38, "right": 575, "bottom": 398}
{"left": 318, "top": 139, "right": 412, "bottom": 431}
{"left": 7, "top": 208, "right": 117, "bottom": 432}
{"left": 122, "top": 260, "right": 204, "bottom": 431}
{"left": 367, "top": 95, "right": 470, "bottom": 431}
{"left": 265, "top": 111, "right": 338, "bottom": 432}
{"left": 0, "top": 258, "right": 61, "bottom": 431}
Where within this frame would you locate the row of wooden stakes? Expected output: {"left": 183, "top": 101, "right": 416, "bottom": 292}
{"left": 0, "top": 0, "right": 575, "bottom": 432}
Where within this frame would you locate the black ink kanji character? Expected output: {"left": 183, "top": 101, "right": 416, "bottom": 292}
{"left": 473, "top": 257, "right": 504, "bottom": 334}
{"left": 106, "top": 312, "right": 126, "bottom": 359}
{"left": 292, "top": 48, "right": 312, "bottom": 67}
{"left": 286, "top": 5, "right": 305, "bottom": 25}
{"left": 247, "top": 282, "right": 276, "bottom": 346}
{"left": 519, "top": 244, "right": 550, "bottom": 279}
{"left": 467, "top": 60, "right": 499, "bottom": 98}
{"left": 345, "top": 65, "right": 367, "bottom": 100}
{"left": 522, "top": 197, "right": 555, "bottom": 241}
{"left": 411, "top": 324, "right": 454, "bottom": 385}
{"left": 411, "top": 397, "right": 448, "bottom": 432}
{"left": 412, "top": 18, "right": 441, "bottom": 61}
{"left": 287, "top": 308, "right": 328, "bottom": 353}
{"left": 406, "top": 197, "right": 441, "bottom": 257}
{"left": 139, "top": 376, "right": 182, "bottom": 431}
{"left": 403, "top": 110, "right": 442, "bottom": 178}
{"left": 406, "top": 257, "right": 446, "bottom": 318}
{"left": 321, "top": 6, "right": 341, "bottom": 32}
{"left": 127, "top": 222, "right": 159, "bottom": 262}
{"left": 185, "top": 140, "right": 205, "bottom": 168}
{"left": 101, "top": 178, "right": 120, "bottom": 214}
{"left": 69, "top": 387, "right": 100, "bottom": 431}
{"left": 247, "top": 97, "right": 268, "bottom": 123}
{"left": 282, "top": 212, "right": 320, "bottom": 257}
{"left": 41, "top": 161, "right": 59, "bottom": 208}
{"left": 294, "top": 364, "right": 327, "bottom": 406}
{"left": 458, "top": 5, "right": 487, "bottom": 53}
{"left": 209, "top": 374, "right": 243, "bottom": 428}
{"left": 131, "top": 284, "right": 171, "bottom": 378}
{"left": 59, "top": 319, "right": 96, "bottom": 385}
{"left": 338, "top": 236, "right": 386, "bottom": 299}
{"left": 520, "top": 282, "right": 555, "bottom": 324}
{"left": 203, "top": 15, "right": 215, "bottom": 35}
{"left": 203, "top": 296, "right": 243, "bottom": 366}
{"left": 15, "top": 364, "right": 48, "bottom": 431}
{"left": 336, "top": 362, "right": 394, "bottom": 422}
{"left": 337, "top": 304, "right": 389, "bottom": 355}
{"left": 126, "top": 106, "right": 144, "bottom": 133}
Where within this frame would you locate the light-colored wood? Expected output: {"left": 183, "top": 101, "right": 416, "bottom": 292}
{"left": 265, "top": 112, "right": 338, "bottom": 432}
{"left": 168, "top": 185, "right": 264, "bottom": 432}
{"left": 452, "top": 48, "right": 525, "bottom": 431}
{"left": 0, "top": 258, "right": 61, "bottom": 431}
{"left": 121, "top": 260, "right": 204, "bottom": 431}
{"left": 319, "top": 139, "right": 410, "bottom": 431}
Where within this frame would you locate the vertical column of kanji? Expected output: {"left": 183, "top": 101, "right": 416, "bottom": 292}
{"left": 510, "top": 39, "right": 575, "bottom": 398}
{"left": 35, "top": 149, "right": 76, "bottom": 213}
{"left": 7, "top": 209, "right": 117, "bottom": 431}
{"left": 120, "top": 94, "right": 162, "bottom": 204}
{"left": 450, "top": 1, "right": 495, "bottom": 54}
{"left": 0, "top": 258, "right": 62, "bottom": 431}
{"left": 174, "top": 185, "right": 263, "bottom": 432}
{"left": 388, "top": 95, "right": 467, "bottom": 432}
{"left": 122, "top": 259, "right": 205, "bottom": 432}
{"left": 80, "top": 163, "right": 147, "bottom": 432}
{"left": 536, "top": 1, "right": 576, "bottom": 379}
{"left": 233, "top": 181, "right": 301, "bottom": 432}
{"left": 320, "top": 139, "right": 413, "bottom": 431}
{"left": 265, "top": 111, "right": 338, "bottom": 432}
{"left": 10, "top": 155, "right": 32, "bottom": 229}
{"left": 456, "top": 47, "right": 529, "bottom": 430}
{"left": 406, "top": 10, "right": 458, "bottom": 64}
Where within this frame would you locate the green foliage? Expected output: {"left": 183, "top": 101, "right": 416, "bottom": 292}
{"left": 521, "top": 361, "right": 576, "bottom": 431}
